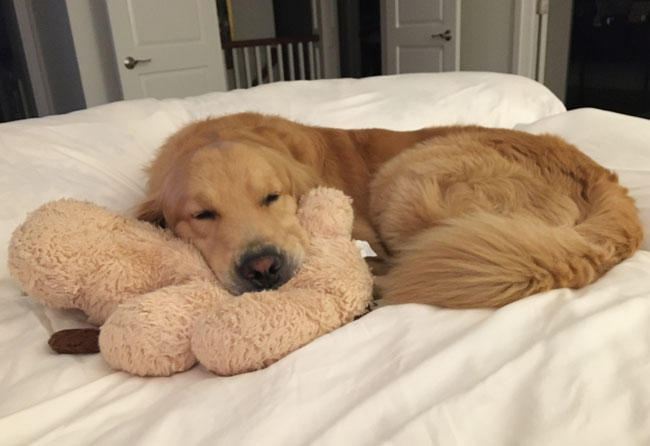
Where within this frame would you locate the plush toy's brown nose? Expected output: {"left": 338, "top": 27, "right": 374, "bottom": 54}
{"left": 237, "top": 248, "right": 288, "bottom": 291}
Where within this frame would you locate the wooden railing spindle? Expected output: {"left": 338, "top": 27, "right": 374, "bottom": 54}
{"left": 254, "top": 46, "right": 263, "bottom": 85}
{"left": 232, "top": 48, "right": 241, "bottom": 89}
{"left": 308, "top": 41, "right": 315, "bottom": 80}
{"left": 277, "top": 43, "right": 285, "bottom": 81}
{"left": 266, "top": 45, "right": 274, "bottom": 82}
{"left": 243, "top": 48, "right": 252, "bottom": 88}
{"left": 298, "top": 42, "right": 305, "bottom": 80}
{"left": 288, "top": 42, "right": 295, "bottom": 81}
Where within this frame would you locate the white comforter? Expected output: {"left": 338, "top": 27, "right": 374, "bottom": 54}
{"left": 1, "top": 73, "right": 649, "bottom": 446}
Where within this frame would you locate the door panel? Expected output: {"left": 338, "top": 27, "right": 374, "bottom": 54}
{"left": 382, "top": 0, "right": 459, "bottom": 74}
{"left": 107, "top": 0, "right": 227, "bottom": 100}
{"left": 397, "top": 47, "right": 444, "bottom": 72}
{"left": 129, "top": 1, "right": 202, "bottom": 45}
{"left": 397, "top": 0, "right": 443, "bottom": 24}
{"left": 139, "top": 67, "right": 211, "bottom": 98}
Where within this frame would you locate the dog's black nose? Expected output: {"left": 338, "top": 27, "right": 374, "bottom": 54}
{"left": 237, "top": 249, "right": 288, "bottom": 291}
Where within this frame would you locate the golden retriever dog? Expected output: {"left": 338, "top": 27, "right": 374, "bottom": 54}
{"left": 137, "top": 112, "right": 643, "bottom": 308}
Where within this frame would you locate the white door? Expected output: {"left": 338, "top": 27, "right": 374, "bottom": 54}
{"left": 106, "top": 0, "right": 227, "bottom": 100}
{"left": 381, "top": 0, "right": 460, "bottom": 74}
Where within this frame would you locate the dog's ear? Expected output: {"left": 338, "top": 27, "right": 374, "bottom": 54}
{"left": 288, "top": 161, "right": 320, "bottom": 198}
{"left": 273, "top": 154, "right": 320, "bottom": 198}
{"left": 136, "top": 194, "right": 166, "bottom": 227}
{"left": 260, "top": 146, "right": 321, "bottom": 198}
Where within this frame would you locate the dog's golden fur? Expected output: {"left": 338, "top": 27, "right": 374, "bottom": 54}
{"left": 138, "top": 112, "right": 643, "bottom": 308}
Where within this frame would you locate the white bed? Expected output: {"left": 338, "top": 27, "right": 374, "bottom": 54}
{"left": 1, "top": 72, "right": 649, "bottom": 445}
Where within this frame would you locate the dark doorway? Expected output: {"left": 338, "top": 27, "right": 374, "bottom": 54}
{"left": 0, "top": 0, "right": 36, "bottom": 123}
{"left": 338, "top": 0, "right": 381, "bottom": 78}
{"left": 566, "top": 0, "right": 650, "bottom": 118}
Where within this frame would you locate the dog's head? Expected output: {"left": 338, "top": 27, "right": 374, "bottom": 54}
{"left": 138, "top": 142, "right": 318, "bottom": 294}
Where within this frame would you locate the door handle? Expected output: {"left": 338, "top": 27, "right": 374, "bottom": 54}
{"left": 123, "top": 56, "right": 152, "bottom": 69}
{"left": 431, "top": 30, "right": 452, "bottom": 41}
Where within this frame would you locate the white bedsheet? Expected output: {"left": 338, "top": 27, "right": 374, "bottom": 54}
{"left": 1, "top": 73, "right": 649, "bottom": 446}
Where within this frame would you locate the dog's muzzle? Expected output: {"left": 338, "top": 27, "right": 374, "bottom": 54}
{"left": 235, "top": 245, "right": 294, "bottom": 292}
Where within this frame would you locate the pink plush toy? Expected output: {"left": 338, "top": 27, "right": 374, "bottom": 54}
{"left": 8, "top": 187, "right": 373, "bottom": 376}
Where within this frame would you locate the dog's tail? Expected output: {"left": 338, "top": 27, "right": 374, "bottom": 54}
{"left": 377, "top": 174, "right": 643, "bottom": 308}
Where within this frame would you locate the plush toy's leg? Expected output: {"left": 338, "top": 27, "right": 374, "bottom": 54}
{"left": 99, "top": 281, "right": 229, "bottom": 377}
{"left": 8, "top": 199, "right": 213, "bottom": 325}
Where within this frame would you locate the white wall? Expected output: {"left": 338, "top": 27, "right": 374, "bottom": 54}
{"left": 13, "top": 0, "right": 122, "bottom": 115}
{"left": 460, "top": 0, "right": 572, "bottom": 102}
{"left": 15, "top": 0, "right": 87, "bottom": 115}
{"left": 65, "top": 0, "right": 122, "bottom": 107}
{"left": 544, "top": 0, "right": 572, "bottom": 101}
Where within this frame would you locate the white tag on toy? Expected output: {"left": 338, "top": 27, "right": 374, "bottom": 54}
{"left": 354, "top": 240, "right": 377, "bottom": 258}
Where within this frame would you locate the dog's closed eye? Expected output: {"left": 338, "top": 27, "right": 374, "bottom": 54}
{"left": 193, "top": 210, "right": 218, "bottom": 220}
{"left": 262, "top": 193, "right": 280, "bottom": 206}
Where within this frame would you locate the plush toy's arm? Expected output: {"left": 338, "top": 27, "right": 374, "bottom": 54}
{"left": 100, "top": 280, "right": 231, "bottom": 377}
{"left": 192, "top": 288, "right": 370, "bottom": 376}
